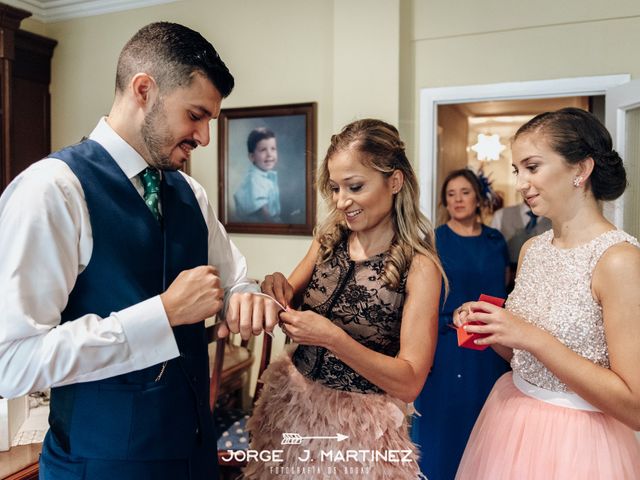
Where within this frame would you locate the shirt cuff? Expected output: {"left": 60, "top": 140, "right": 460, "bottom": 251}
{"left": 229, "top": 281, "right": 260, "bottom": 295}
{"left": 222, "top": 281, "right": 260, "bottom": 318}
{"left": 117, "top": 296, "right": 179, "bottom": 366}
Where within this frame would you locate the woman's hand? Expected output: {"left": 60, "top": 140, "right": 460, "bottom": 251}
{"left": 459, "top": 301, "right": 542, "bottom": 350}
{"left": 452, "top": 302, "right": 473, "bottom": 327}
{"left": 278, "top": 309, "right": 341, "bottom": 348}
{"left": 261, "top": 272, "right": 294, "bottom": 308}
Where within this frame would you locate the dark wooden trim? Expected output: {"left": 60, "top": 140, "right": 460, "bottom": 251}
{"left": 1, "top": 59, "right": 11, "bottom": 190}
{"left": 0, "top": 442, "right": 41, "bottom": 480}
{"left": 217, "top": 102, "right": 317, "bottom": 236}
{"left": 14, "top": 30, "right": 57, "bottom": 83}
{"left": 0, "top": 4, "right": 31, "bottom": 37}
{"left": 3, "top": 462, "right": 39, "bottom": 480}
{"left": 0, "top": 3, "right": 56, "bottom": 193}
{"left": 208, "top": 337, "right": 225, "bottom": 411}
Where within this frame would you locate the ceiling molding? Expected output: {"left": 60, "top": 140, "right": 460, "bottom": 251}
{"left": 2, "top": 0, "right": 180, "bottom": 23}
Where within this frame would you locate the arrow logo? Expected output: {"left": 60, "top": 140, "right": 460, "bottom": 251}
{"left": 281, "top": 432, "right": 349, "bottom": 445}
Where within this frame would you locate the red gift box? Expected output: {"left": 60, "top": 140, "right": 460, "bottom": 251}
{"left": 456, "top": 294, "right": 505, "bottom": 351}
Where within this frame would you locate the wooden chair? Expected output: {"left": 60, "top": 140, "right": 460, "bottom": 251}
{"left": 208, "top": 328, "right": 254, "bottom": 412}
{"left": 209, "top": 327, "right": 274, "bottom": 479}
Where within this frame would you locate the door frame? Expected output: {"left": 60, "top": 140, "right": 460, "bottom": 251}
{"left": 419, "top": 75, "right": 630, "bottom": 220}
{"left": 604, "top": 80, "right": 640, "bottom": 229}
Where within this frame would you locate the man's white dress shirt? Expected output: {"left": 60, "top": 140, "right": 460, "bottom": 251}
{"left": 0, "top": 118, "right": 254, "bottom": 398}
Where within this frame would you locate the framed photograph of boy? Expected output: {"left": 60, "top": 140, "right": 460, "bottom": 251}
{"left": 217, "top": 102, "right": 317, "bottom": 235}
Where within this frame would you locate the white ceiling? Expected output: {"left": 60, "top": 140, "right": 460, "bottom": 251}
{"left": 2, "top": 0, "right": 180, "bottom": 23}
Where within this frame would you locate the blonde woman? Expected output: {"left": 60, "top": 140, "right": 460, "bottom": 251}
{"left": 243, "top": 119, "right": 443, "bottom": 479}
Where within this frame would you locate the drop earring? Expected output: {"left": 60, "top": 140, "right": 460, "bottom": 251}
{"left": 573, "top": 176, "right": 583, "bottom": 188}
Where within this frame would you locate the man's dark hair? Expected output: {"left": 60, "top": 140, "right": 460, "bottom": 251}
{"left": 116, "top": 22, "right": 234, "bottom": 97}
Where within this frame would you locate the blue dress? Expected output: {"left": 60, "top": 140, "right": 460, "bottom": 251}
{"left": 412, "top": 224, "right": 511, "bottom": 480}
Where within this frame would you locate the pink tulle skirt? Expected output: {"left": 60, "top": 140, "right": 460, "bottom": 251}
{"left": 456, "top": 373, "right": 640, "bottom": 480}
{"left": 242, "top": 348, "right": 423, "bottom": 479}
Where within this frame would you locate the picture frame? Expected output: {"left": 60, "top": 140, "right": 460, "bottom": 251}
{"left": 217, "top": 102, "right": 317, "bottom": 235}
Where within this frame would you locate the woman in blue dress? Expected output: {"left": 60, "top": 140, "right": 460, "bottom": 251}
{"left": 412, "top": 169, "right": 510, "bottom": 480}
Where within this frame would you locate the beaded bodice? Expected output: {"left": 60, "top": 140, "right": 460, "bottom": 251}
{"left": 508, "top": 229, "right": 639, "bottom": 392}
{"left": 292, "top": 237, "right": 407, "bottom": 394}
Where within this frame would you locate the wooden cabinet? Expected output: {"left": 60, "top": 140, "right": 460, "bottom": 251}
{"left": 0, "top": 8, "right": 54, "bottom": 478}
{"left": 0, "top": 443, "right": 41, "bottom": 480}
{"left": 0, "top": 2, "right": 56, "bottom": 193}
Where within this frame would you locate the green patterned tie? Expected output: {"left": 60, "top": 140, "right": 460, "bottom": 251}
{"left": 140, "top": 166, "right": 167, "bottom": 382}
{"left": 140, "top": 167, "right": 161, "bottom": 222}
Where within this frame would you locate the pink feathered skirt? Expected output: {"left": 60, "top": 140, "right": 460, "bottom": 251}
{"left": 242, "top": 348, "right": 424, "bottom": 479}
{"left": 456, "top": 373, "right": 640, "bottom": 480}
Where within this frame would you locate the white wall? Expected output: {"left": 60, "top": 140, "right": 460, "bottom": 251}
{"left": 15, "top": 1, "right": 401, "bottom": 387}
{"left": 12, "top": 0, "right": 639, "bottom": 427}
{"left": 28, "top": 0, "right": 401, "bottom": 282}
{"left": 402, "top": 0, "right": 640, "bottom": 176}
{"left": 35, "top": 0, "right": 640, "bottom": 280}
{"left": 16, "top": 0, "right": 640, "bottom": 320}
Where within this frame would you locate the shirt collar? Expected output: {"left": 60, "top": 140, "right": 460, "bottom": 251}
{"left": 88, "top": 117, "right": 149, "bottom": 179}
{"left": 249, "top": 162, "right": 277, "bottom": 179}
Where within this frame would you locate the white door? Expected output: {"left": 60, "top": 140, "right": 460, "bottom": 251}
{"left": 419, "top": 75, "right": 630, "bottom": 219}
{"left": 606, "top": 80, "right": 640, "bottom": 437}
{"left": 605, "top": 80, "right": 640, "bottom": 237}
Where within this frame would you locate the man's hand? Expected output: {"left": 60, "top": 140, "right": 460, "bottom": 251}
{"left": 219, "top": 292, "right": 282, "bottom": 340}
{"left": 160, "top": 266, "right": 224, "bottom": 327}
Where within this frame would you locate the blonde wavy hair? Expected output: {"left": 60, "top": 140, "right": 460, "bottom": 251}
{"left": 315, "top": 119, "right": 447, "bottom": 292}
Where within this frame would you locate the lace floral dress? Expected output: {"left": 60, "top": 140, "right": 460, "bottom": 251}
{"left": 243, "top": 238, "right": 424, "bottom": 480}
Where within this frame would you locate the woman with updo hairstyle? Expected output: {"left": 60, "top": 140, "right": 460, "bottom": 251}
{"left": 244, "top": 119, "right": 444, "bottom": 479}
{"left": 412, "top": 168, "right": 510, "bottom": 480}
{"left": 454, "top": 108, "right": 640, "bottom": 479}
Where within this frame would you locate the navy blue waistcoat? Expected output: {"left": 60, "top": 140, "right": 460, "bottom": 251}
{"left": 47, "top": 140, "right": 215, "bottom": 465}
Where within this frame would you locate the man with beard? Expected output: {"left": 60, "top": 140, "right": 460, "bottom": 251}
{"left": 0, "top": 22, "right": 279, "bottom": 479}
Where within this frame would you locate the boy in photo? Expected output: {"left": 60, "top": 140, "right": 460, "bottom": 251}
{"left": 234, "top": 127, "right": 282, "bottom": 223}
